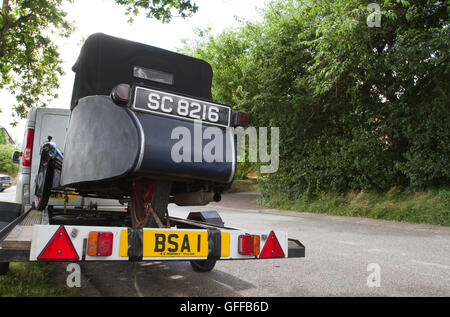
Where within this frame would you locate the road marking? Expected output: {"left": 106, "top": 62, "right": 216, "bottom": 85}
{"left": 411, "top": 260, "right": 450, "bottom": 270}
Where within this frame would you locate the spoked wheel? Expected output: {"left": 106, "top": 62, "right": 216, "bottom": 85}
{"left": 129, "top": 179, "right": 171, "bottom": 228}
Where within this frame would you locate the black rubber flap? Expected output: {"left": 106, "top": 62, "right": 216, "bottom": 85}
{"left": 207, "top": 228, "right": 222, "bottom": 260}
{"left": 127, "top": 228, "right": 143, "bottom": 261}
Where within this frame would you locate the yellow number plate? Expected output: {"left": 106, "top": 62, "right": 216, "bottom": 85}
{"left": 49, "top": 191, "right": 78, "bottom": 200}
{"left": 120, "top": 229, "right": 230, "bottom": 258}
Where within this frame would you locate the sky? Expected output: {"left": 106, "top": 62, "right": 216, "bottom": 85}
{"left": 0, "top": 0, "right": 267, "bottom": 144}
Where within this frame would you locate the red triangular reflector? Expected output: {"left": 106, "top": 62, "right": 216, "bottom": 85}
{"left": 259, "top": 231, "right": 285, "bottom": 258}
{"left": 38, "top": 226, "right": 79, "bottom": 261}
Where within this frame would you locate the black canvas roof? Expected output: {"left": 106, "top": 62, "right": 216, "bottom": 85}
{"left": 70, "top": 33, "right": 213, "bottom": 109}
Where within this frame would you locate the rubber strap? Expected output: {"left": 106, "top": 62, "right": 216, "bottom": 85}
{"left": 128, "top": 228, "right": 143, "bottom": 261}
{"left": 207, "top": 228, "right": 221, "bottom": 260}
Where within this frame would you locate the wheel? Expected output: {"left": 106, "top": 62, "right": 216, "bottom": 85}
{"left": 34, "top": 162, "right": 54, "bottom": 211}
{"left": 190, "top": 259, "right": 217, "bottom": 272}
{"left": 129, "top": 180, "right": 171, "bottom": 228}
{"left": 0, "top": 189, "right": 4, "bottom": 192}
{"left": 0, "top": 262, "right": 10, "bottom": 275}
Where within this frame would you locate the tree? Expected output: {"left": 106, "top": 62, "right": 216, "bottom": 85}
{"left": 0, "top": 129, "right": 6, "bottom": 144}
{"left": 0, "top": 0, "right": 198, "bottom": 123}
{"left": 0, "top": 143, "right": 18, "bottom": 174}
{"left": 184, "top": 0, "right": 449, "bottom": 196}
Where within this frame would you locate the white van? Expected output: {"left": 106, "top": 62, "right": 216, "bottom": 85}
{"left": 14, "top": 107, "right": 123, "bottom": 213}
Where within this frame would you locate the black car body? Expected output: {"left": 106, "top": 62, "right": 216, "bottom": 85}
{"left": 60, "top": 33, "right": 237, "bottom": 200}
{"left": 34, "top": 33, "right": 250, "bottom": 228}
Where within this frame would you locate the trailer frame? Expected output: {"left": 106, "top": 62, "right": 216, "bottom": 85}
{"left": 0, "top": 202, "right": 305, "bottom": 275}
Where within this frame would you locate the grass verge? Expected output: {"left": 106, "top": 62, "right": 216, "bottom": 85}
{"left": 0, "top": 262, "right": 78, "bottom": 297}
{"left": 259, "top": 187, "right": 450, "bottom": 226}
{"left": 227, "top": 179, "right": 259, "bottom": 193}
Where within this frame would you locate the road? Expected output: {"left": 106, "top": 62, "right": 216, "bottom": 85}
{"left": 2, "top": 188, "right": 449, "bottom": 296}
{"left": 78, "top": 193, "right": 450, "bottom": 297}
{"left": 0, "top": 185, "right": 16, "bottom": 203}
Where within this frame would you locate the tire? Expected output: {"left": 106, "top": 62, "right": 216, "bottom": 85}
{"left": 35, "top": 163, "right": 54, "bottom": 211}
{"left": 129, "top": 180, "right": 171, "bottom": 228}
{"left": 0, "top": 189, "right": 4, "bottom": 192}
{"left": 147, "top": 181, "right": 171, "bottom": 228}
{"left": 0, "top": 262, "right": 10, "bottom": 275}
{"left": 190, "top": 259, "right": 217, "bottom": 272}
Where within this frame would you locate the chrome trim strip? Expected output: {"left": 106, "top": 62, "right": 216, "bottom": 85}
{"left": 226, "top": 127, "right": 236, "bottom": 184}
{"left": 127, "top": 109, "right": 145, "bottom": 172}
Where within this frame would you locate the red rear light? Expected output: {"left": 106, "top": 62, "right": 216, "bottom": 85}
{"left": 87, "top": 231, "right": 113, "bottom": 257}
{"left": 37, "top": 226, "right": 79, "bottom": 261}
{"left": 110, "top": 84, "right": 131, "bottom": 106}
{"left": 233, "top": 111, "right": 251, "bottom": 127}
{"left": 22, "top": 128, "right": 35, "bottom": 167}
{"left": 239, "top": 234, "right": 260, "bottom": 256}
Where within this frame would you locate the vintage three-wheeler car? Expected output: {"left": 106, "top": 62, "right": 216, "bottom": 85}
{"left": 34, "top": 33, "right": 249, "bottom": 228}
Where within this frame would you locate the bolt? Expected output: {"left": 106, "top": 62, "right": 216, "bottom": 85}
{"left": 71, "top": 228, "right": 78, "bottom": 238}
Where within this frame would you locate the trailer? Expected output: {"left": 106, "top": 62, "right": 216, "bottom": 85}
{"left": 0, "top": 201, "right": 305, "bottom": 275}
{"left": 0, "top": 105, "right": 304, "bottom": 276}
{"left": 1, "top": 33, "right": 305, "bottom": 276}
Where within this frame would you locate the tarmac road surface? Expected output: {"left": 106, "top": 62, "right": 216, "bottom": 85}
{"left": 75, "top": 192, "right": 450, "bottom": 297}
{"left": 2, "top": 188, "right": 449, "bottom": 296}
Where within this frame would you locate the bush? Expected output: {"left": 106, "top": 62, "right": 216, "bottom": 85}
{"left": 0, "top": 144, "right": 18, "bottom": 175}
{"left": 184, "top": 0, "right": 449, "bottom": 200}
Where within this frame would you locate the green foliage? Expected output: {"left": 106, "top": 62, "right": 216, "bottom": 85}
{"left": 235, "top": 161, "right": 255, "bottom": 180}
{"left": 114, "top": 0, "right": 198, "bottom": 23}
{"left": 0, "top": 129, "right": 6, "bottom": 144}
{"left": 259, "top": 187, "right": 450, "bottom": 226}
{"left": 0, "top": 0, "right": 74, "bottom": 124}
{"left": 183, "top": 0, "right": 449, "bottom": 201}
{"left": 0, "top": 143, "right": 18, "bottom": 174}
{"left": 0, "top": 0, "right": 198, "bottom": 123}
{"left": 0, "top": 262, "right": 78, "bottom": 296}
{"left": 227, "top": 178, "right": 258, "bottom": 193}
